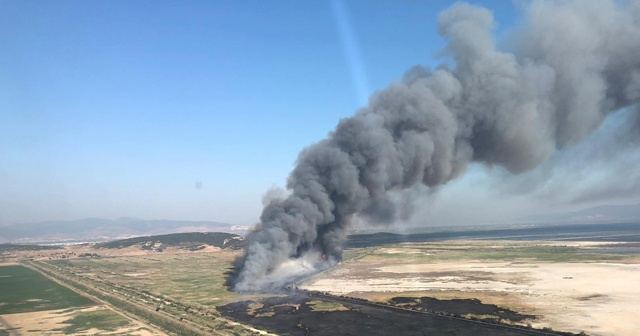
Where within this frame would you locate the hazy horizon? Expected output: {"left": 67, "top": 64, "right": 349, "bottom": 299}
{"left": 2, "top": 1, "right": 639, "bottom": 229}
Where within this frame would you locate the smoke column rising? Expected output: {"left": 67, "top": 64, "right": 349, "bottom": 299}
{"left": 233, "top": 0, "right": 640, "bottom": 291}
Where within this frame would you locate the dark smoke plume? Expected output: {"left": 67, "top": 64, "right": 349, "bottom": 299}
{"left": 233, "top": 0, "right": 640, "bottom": 291}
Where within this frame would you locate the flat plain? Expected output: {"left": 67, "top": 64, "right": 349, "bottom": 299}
{"left": 300, "top": 240, "right": 640, "bottom": 336}
{"left": 0, "top": 265, "right": 165, "bottom": 335}
{"left": 50, "top": 252, "right": 243, "bottom": 306}
{"left": 2, "top": 225, "right": 639, "bottom": 335}
{"left": 0, "top": 265, "right": 93, "bottom": 314}
{"left": 30, "top": 249, "right": 269, "bottom": 335}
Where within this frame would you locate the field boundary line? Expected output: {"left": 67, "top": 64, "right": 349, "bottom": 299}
{"left": 24, "top": 261, "right": 215, "bottom": 336}
{"left": 22, "top": 262, "right": 169, "bottom": 336}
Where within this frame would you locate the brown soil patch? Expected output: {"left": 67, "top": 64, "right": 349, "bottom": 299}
{"left": 1, "top": 305, "right": 164, "bottom": 335}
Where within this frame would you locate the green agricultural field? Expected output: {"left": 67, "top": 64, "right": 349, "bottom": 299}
{"left": 0, "top": 265, "right": 94, "bottom": 314}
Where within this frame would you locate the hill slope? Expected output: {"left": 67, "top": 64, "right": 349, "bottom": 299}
{"left": 94, "top": 232, "right": 244, "bottom": 251}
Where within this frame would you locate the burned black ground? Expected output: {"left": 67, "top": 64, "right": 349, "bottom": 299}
{"left": 217, "top": 292, "right": 577, "bottom": 336}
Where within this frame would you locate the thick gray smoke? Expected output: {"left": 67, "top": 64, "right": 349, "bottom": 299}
{"left": 233, "top": 0, "right": 640, "bottom": 291}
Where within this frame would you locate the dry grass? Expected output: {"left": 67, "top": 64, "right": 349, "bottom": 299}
{"left": 307, "top": 300, "right": 349, "bottom": 312}
{"left": 301, "top": 240, "right": 640, "bottom": 336}
{"left": 51, "top": 251, "right": 246, "bottom": 306}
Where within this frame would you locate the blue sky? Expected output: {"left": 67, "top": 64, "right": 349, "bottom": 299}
{"left": 1, "top": 1, "right": 636, "bottom": 227}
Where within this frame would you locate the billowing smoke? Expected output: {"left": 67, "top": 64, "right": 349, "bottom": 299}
{"left": 233, "top": 0, "right": 640, "bottom": 291}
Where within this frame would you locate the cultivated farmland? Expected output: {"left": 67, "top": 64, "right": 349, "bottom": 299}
{"left": 0, "top": 265, "right": 93, "bottom": 314}
{"left": 0, "top": 265, "right": 164, "bottom": 335}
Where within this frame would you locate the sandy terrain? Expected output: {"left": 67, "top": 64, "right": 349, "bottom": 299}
{"left": 0, "top": 305, "right": 164, "bottom": 335}
{"left": 301, "top": 243, "right": 640, "bottom": 336}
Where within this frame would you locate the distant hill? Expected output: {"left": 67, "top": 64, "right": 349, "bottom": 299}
{"left": 514, "top": 203, "right": 640, "bottom": 224}
{"left": 94, "top": 232, "right": 244, "bottom": 251}
{"left": 0, "top": 217, "right": 243, "bottom": 243}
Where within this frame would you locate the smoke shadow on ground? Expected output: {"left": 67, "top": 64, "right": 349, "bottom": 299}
{"left": 223, "top": 255, "right": 245, "bottom": 292}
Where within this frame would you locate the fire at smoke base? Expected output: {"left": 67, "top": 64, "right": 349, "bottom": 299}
{"left": 233, "top": 0, "right": 640, "bottom": 292}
